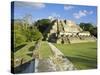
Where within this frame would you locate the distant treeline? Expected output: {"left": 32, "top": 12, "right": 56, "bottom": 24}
{"left": 79, "top": 23, "right": 97, "bottom": 37}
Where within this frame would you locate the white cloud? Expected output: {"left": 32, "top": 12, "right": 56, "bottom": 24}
{"left": 48, "top": 16, "right": 53, "bottom": 19}
{"left": 64, "top": 5, "right": 74, "bottom": 10}
{"left": 15, "top": 2, "right": 46, "bottom": 9}
{"left": 73, "top": 10, "right": 93, "bottom": 19}
{"left": 30, "top": 3, "right": 45, "bottom": 9}
{"left": 48, "top": 13, "right": 61, "bottom": 19}
{"left": 89, "top": 11, "right": 93, "bottom": 14}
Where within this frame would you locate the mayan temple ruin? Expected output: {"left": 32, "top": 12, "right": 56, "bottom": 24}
{"left": 46, "top": 19, "right": 96, "bottom": 44}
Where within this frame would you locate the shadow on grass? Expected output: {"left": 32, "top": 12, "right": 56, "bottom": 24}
{"left": 14, "top": 59, "right": 35, "bottom": 74}
{"left": 75, "top": 54, "right": 97, "bottom": 60}
{"left": 64, "top": 55, "right": 97, "bottom": 69}
{"left": 28, "top": 46, "right": 35, "bottom": 51}
{"left": 14, "top": 44, "right": 27, "bottom": 52}
{"left": 27, "top": 52, "right": 33, "bottom": 57}
{"left": 90, "top": 48, "right": 97, "bottom": 50}
{"left": 26, "top": 46, "right": 36, "bottom": 57}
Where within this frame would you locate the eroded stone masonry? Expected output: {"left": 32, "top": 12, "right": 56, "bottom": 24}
{"left": 46, "top": 19, "right": 96, "bottom": 44}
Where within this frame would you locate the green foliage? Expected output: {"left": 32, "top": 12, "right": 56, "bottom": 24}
{"left": 13, "top": 20, "right": 43, "bottom": 48}
{"left": 90, "top": 27, "right": 97, "bottom": 37}
{"left": 34, "top": 19, "right": 52, "bottom": 40}
{"left": 27, "top": 26, "right": 43, "bottom": 41}
{"left": 79, "top": 23, "right": 97, "bottom": 37}
{"left": 79, "top": 23, "right": 94, "bottom": 31}
{"left": 14, "top": 22, "right": 27, "bottom": 47}
{"left": 14, "top": 32, "right": 27, "bottom": 47}
{"left": 35, "top": 19, "right": 51, "bottom": 33}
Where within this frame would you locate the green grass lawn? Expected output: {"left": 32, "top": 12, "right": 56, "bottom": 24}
{"left": 39, "top": 41, "right": 52, "bottom": 58}
{"left": 14, "top": 41, "right": 36, "bottom": 67}
{"left": 54, "top": 42, "right": 97, "bottom": 70}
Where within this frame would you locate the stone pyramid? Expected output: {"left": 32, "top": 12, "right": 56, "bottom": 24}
{"left": 46, "top": 19, "right": 96, "bottom": 44}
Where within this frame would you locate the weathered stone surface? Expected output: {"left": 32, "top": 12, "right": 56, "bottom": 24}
{"left": 37, "top": 42, "right": 76, "bottom": 72}
{"left": 47, "top": 19, "right": 96, "bottom": 44}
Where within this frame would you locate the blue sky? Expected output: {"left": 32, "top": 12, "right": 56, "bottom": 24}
{"left": 13, "top": 1, "right": 97, "bottom": 25}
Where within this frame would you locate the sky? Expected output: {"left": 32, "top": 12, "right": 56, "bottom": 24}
{"left": 12, "top": 1, "right": 97, "bottom": 25}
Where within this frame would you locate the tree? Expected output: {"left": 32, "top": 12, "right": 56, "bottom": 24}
{"left": 35, "top": 19, "right": 51, "bottom": 34}
{"left": 79, "top": 23, "right": 97, "bottom": 37}
{"left": 13, "top": 19, "right": 43, "bottom": 48}
{"left": 27, "top": 26, "right": 43, "bottom": 41}
{"left": 34, "top": 19, "right": 52, "bottom": 40}
{"left": 90, "top": 27, "right": 97, "bottom": 38}
{"left": 79, "top": 23, "right": 94, "bottom": 31}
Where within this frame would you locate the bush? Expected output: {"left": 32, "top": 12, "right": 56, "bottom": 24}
{"left": 13, "top": 20, "right": 43, "bottom": 47}
{"left": 79, "top": 23, "right": 97, "bottom": 37}
{"left": 14, "top": 32, "right": 27, "bottom": 47}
